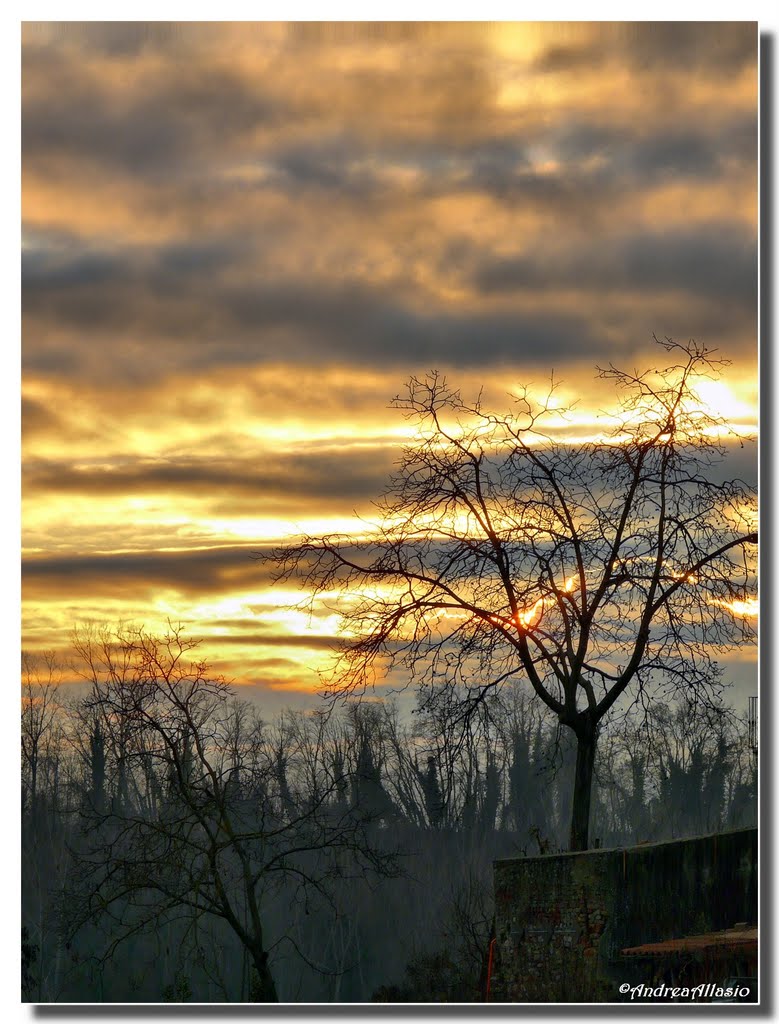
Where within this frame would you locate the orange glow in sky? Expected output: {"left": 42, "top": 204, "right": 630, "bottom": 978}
{"left": 22, "top": 22, "right": 757, "bottom": 705}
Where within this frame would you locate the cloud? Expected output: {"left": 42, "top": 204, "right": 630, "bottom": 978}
{"left": 21, "top": 536, "right": 459, "bottom": 604}
{"left": 200, "top": 632, "right": 338, "bottom": 651}
{"left": 620, "top": 21, "right": 756, "bottom": 74}
{"left": 22, "top": 396, "right": 61, "bottom": 437}
{"left": 544, "top": 114, "right": 756, "bottom": 183}
{"left": 532, "top": 21, "right": 756, "bottom": 76}
{"left": 471, "top": 222, "right": 757, "bottom": 308}
{"left": 23, "top": 19, "right": 757, "bottom": 389}
{"left": 23, "top": 447, "right": 398, "bottom": 513}
{"left": 24, "top": 237, "right": 623, "bottom": 377}
{"left": 21, "top": 21, "right": 758, "bottom": 681}
{"left": 23, "top": 48, "right": 286, "bottom": 180}
{"left": 22, "top": 545, "right": 272, "bottom": 598}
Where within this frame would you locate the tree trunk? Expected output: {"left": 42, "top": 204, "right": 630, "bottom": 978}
{"left": 249, "top": 945, "right": 278, "bottom": 1003}
{"left": 569, "top": 723, "right": 597, "bottom": 852}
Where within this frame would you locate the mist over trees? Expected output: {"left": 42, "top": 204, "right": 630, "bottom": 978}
{"left": 22, "top": 631, "right": 756, "bottom": 1003}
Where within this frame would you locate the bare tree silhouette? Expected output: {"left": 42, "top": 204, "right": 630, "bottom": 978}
{"left": 66, "top": 625, "right": 396, "bottom": 1001}
{"left": 275, "top": 339, "right": 757, "bottom": 849}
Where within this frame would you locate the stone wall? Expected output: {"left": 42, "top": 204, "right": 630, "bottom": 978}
{"left": 492, "top": 827, "right": 757, "bottom": 1002}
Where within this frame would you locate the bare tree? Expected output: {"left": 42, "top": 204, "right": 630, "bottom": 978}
{"left": 67, "top": 625, "right": 395, "bottom": 1001}
{"left": 275, "top": 339, "right": 757, "bottom": 849}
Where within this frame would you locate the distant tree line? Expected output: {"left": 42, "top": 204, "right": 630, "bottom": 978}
{"left": 22, "top": 628, "right": 756, "bottom": 1003}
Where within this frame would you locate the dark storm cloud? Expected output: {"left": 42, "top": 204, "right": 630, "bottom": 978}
{"left": 24, "top": 22, "right": 186, "bottom": 58}
{"left": 23, "top": 236, "right": 245, "bottom": 291}
{"left": 23, "top": 236, "right": 613, "bottom": 372}
{"left": 265, "top": 137, "right": 399, "bottom": 197}
{"left": 453, "top": 117, "right": 756, "bottom": 215}
{"left": 24, "top": 259, "right": 755, "bottom": 383}
{"left": 471, "top": 222, "right": 757, "bottom": 308}
{"left": 23, "top": 545, "right": 274, "bottom": 598}
{"left": 627, "top": 120, "right": 757, "bottom": 183}
{"left": 132, "top": 111, "right": 755, "bottom": 208}
{"left": 532, "top": 22, "right": 755, "bottom": 75}
{"left": 223, "top": 285, "right": 606, "bottom": 367}
{"left": 24, "top": 448, "right": 397, "bottom": 509}
{"left": 546, "top": 116, "right": 756, "bottom": 184}
{"left": 23, "top": 50, "right": 285, "bottom": 178}
{"left": 621, "top": 21, "right": 756, "bottom": 73}
{"left": 22, "top": 538, "right": 458, "bottom": 602}
{"left": 23, "top": 245, "right": 127, "bottom": 290}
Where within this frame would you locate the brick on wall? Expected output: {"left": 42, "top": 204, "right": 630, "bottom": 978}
{"left": 491, "top": 827, "right": 757, "bottom": 1002}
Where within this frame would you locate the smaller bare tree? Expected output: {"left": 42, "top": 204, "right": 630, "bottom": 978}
{"left": 67, "top": 624, "right": 395, "bottom": 1002}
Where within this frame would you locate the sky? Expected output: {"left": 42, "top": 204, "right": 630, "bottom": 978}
{"left": 21, "top": 21, "right": 758, "bottom": 710}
